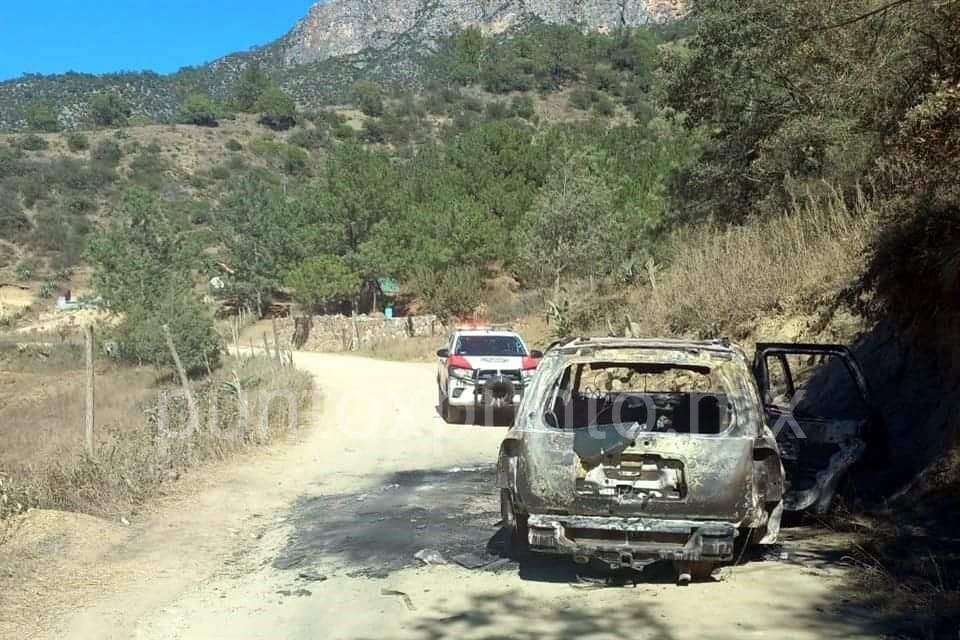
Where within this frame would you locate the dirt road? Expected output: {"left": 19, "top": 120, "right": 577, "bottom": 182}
{"left": 25, "top": 352, "right": 887, "bottom": 640}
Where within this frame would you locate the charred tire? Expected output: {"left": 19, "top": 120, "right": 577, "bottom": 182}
{"left": 500, "top": 488, "right": 528, "bottom": 557}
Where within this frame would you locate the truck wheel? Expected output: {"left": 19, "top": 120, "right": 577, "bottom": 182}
{"left": 438, "top": 386, "right": 450, "bottom": 421}
{"left": 500, "top": 488, "right": 528, "bottom": 557}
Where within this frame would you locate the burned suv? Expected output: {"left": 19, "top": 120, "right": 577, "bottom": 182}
{"left": 497, "top": 338, "right": 879, "bottom": 582}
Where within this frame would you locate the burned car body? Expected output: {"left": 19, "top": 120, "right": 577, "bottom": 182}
{"left": 497, "top": 338, "right": 877, "bottom": 579}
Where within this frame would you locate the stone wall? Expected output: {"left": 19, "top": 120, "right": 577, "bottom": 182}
{"left": 276, "top": 314, "right": 445, "bottom": 352}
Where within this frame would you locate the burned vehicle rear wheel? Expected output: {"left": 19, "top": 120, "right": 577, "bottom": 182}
{"left": 500, "top": 488, "right": 528, "bottom": 557}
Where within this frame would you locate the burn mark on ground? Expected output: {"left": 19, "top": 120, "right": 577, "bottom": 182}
{"left": 273, "top": 465, "right": 507, "bottom": 578}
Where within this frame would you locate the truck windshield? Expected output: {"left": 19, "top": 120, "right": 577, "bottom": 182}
{"left": 455, "top": 336, "right": 526, "bottom": 356}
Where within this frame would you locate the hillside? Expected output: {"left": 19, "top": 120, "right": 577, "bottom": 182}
{"left": 0, "top": 0, "right": 685, "bottom": 131}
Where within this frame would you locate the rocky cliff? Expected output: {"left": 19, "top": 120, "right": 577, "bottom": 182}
{"left": 275, "top": 0, "right": 685, "bottom": 66}
{"left": 0, "top": 0, "right": 685, "bottom": 130}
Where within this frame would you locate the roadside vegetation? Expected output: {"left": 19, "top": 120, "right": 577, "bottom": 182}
{"left": 0, "top": 345, "right": 312, "bottom": 521}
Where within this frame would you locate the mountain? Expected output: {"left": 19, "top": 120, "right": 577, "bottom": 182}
{"left": 274, "top": 0, "right": 686, "bottom": 66}
{"left": 0, "top": 0, "right": 684, "bottom": 131}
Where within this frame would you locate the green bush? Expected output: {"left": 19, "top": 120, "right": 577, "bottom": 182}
{"left": 209, "top": 164, "right": 231, "bottom": 181}
{"left": 38, "top": 281, "right": 58, "bottom": 299}
{"left": 178, "top": 93, "right": 219, "bottom": 127}
{"left": 485, "top": 101, "right": 511, "bottom": 120}
{"left": 0, "top": 196, "right": 30, "bottom": 239}
{"left": 362, "top": 119, "right": 388, "bottom": 144}
{"left": 592, "top": 94, "right": 616, "bottom": 116}
{"left": 352, "top": 81, "right": 385, "bottom": 117}
{"left": 24, "top": 102, "right": 60, "bottom": 132}
{"left": 510, "top": 95, "right": 536, "bottom": 120}
{"left": 17, "top": 134, "right": 48, "bottom": 151}
{"left": 285, "top": 255, "right": 359, "bottom": 312}
{"left": 255, "top": 85, "right": 297, "bottom": 131}
{"left": 288, "top": 127, "right": 325, "bottom": 150}
{"left": 89, "top": 92, "right": 131, "bottom": 127}
{"left": 112, "top": 295, "right": 221, "bottom": 374}
{"left": 281, "top": 144, "right": 309, "bottom": 175}
{"left": 409, "top": 265, "right": 484, "bottom": 320}
{"left": 65, "top": 132, "right": 90, "bottom": 152}
{"left": 569, "top": 88, "right": 597, "bottom": 111}
{"left": 92, "top": 139, "right": 123, "bottom": 165}
{"left": 225, "top": 138, "right": 243, "bottom": 152}
{"left": 14, "top": 260, "right": 36, "bottom": 281}
{"left": 333, "top": 123, "right": 355, "bottom": 140}
{"left": 129, "top": 150, "right": 169, "bottom": 189}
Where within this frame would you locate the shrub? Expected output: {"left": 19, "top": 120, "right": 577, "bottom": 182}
{"left": 178, "top": 93, "right": 219, "bottom": 127}
{"left": 65, "top": 132, "right": 90, "bottom": 152}
{"left": 288, "top": 127, "right": 325, "bottom": 150}
{"left": 485, "top": 101, "right": 511, "bottom": 120}
{"left": 92, "top": 139, "right": 123, "bottom": 165}
{"left": 510, "top": 95, "right": 536, "bottom": 120}
{"left": 209, "top": 164, "right": 231, "bottom": 181}
{"left": 569, "top": 87, "right": 597, "bottom": 111}
{"left": 352, "top": 81, "right": 385, "bottom": 117}
{"left": 362, "top": 119, "right": 388, "bottom": 144}
{"left": 409, "top": 265, "right": 484, "bottom": 320}
{"left": 129, "top": 150, "right": 170, "bottom": 189}
{"left": 225, "top": 138, "right": 243, "bottom": 152}
{"left": 24, "top": 102, "right": 60, "bottom": 132}
{"left": 333, "top": 123, "right": 355, "bottom": 140}
{"left": 14, "top": 260, "right": 36, "bottom": 281}
{"left": 17, "top": 134, "right": 48, "bottom": 151}
{"left": 256, "top": 86, "right": 297, "bottom": 131}
{"left": 592, "top": 94, "right": 616, "bottom": 116}
{"left": 38, "top": 281, "right": 58, "bottom": 299}
{"left": 462, "top": 96, "right": 484, "bottom": 113}
{"left": 0, "top": 196, "right": 31, "bottom": 239}
{"left": 112, "top": 294, "right": 221, "bottom": 374}
{"left": 310, "top": 109, "right": 346, "bottom": 129}
{"left": 281, "top": 144, "right": 309, "bottom": 175}
{"left": 89, "top": 92, "right": 131, "bottom": 127}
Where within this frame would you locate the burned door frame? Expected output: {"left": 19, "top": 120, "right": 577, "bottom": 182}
{"left": 752, "top": 343, "right": 880, "bottom": 513}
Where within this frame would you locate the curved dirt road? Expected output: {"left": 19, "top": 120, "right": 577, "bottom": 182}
{"left": 33, "top": 352, "right": 885, "bottom": 640}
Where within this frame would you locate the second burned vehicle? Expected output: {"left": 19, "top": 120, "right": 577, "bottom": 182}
{"left": 497, "top": 337, "right": 882, "bottom": 583}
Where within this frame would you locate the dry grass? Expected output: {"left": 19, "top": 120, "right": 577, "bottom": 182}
{"left": 637, "top": 188, "right": 878, "bottom": 338}
{"left": 0, "top": 347, "right": 313, "bottom": 520}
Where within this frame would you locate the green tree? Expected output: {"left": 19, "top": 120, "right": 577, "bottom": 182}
{"left": 86, "top": 188, "right": 219, "bottom": 372}
{"left": 285, "top": 255, "right": 360, "bottom": 311}
{"left": 232, "top": 63, "right": 273, "bottom": 112}
{"left": 24, "top": 101, "right": 60, "bottom": 132}
{"left": 178, "top": 93, "right": 219, "bottom": 127}
{"left": 446, "top": 27, "right": 490, "bottom": 85}
{"left": 89, "top": 92, "right": 131, "bottom": 127}
{"left": 87, "top": 188, "right": 201, "bottom": 312}
{"left": 255, "top": 85, "right": 297, "bottom": 131}
{"left": 518, "top": 153, "right": 618, "bottom": 294}
{"left": 216, "top": 173, "right": 307, "bottom": 316}
{"left": 351, "top": 81, "right": 385, "bottom": 118}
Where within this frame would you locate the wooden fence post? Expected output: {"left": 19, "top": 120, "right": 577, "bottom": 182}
{"left": 163, "top": 324, "right": 198, "bottom": 437}
{"left": 271, "top": 317, "right": 282, "bottom": 367}
{"left": 84, "top": 324, "right": 95, "bottom": 457}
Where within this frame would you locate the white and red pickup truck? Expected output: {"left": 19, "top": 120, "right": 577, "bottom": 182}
{"left": 436, "top": 326, "right": 543, "bottom": 423}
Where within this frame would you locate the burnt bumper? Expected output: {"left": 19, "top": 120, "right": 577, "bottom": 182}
{"left": 527, "top": 514, "right": 737, "bottom": 569}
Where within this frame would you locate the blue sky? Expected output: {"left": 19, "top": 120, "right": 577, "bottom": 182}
{"left": 0, "top": 1, "right": 317, "bottom": 81}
